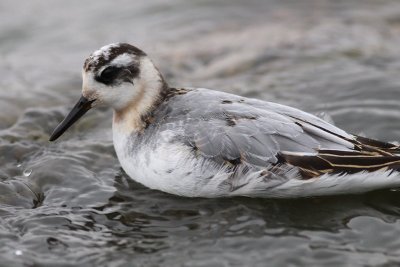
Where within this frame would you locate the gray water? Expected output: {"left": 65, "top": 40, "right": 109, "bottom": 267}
{"left": 1, "top": 0, "right": 400, "bottom": 266}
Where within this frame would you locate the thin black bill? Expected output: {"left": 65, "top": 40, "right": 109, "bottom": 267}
{"left": 49, "top": 95, "right": 95, "bottom": 141}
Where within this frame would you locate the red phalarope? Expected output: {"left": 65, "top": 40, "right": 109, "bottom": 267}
{"left": 49, "top": 43, "right": 400, "bottom": 198}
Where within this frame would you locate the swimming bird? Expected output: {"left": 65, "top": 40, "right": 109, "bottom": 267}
{"left": 49, "top": 43, "right": 400, "bottom": 198}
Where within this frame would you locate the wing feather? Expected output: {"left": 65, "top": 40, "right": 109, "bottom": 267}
{"left": 154, "top": 88, "right": 400, "bottom": 179}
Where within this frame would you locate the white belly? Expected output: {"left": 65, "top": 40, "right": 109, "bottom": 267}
{"left": 113, "top": 128, "right": 400, "bottom": 198}
{"left": 112, "top": 128, "right": 232, "bottom": 197}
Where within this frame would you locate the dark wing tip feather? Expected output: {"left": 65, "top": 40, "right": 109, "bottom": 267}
{"left": 279, "top": 149, "right": 400, "bottom": 179}
{"left": 354, "top": 135, "right": 400, "bottom": 155}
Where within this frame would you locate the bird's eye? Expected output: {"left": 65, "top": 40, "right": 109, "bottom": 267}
{"left": 97, "top": 66, "right": 121, "bottom": 84}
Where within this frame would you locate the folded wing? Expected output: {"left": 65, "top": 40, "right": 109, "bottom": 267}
{"left": 157, "top": 88, "right": 400, "bottom": 178}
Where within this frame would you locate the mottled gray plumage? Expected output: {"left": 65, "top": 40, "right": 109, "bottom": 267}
{"left": 139, "top": 88, "right": 355, "bottom": 169}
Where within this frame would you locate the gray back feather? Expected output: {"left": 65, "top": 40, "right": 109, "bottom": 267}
{"left": 147, "top": 88, "right": 355, "bottom": 167}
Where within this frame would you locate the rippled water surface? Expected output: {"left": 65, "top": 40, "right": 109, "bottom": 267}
{"left": 2, "top": 0, "right": 400, "bottom": 266}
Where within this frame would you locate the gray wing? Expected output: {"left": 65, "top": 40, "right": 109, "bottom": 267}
{"left": 155, "top": 88, "right": 356, "bottom": 167}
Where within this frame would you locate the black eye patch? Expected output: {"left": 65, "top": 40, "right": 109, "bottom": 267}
{"left": 96, "top": 66, "right": 122, "bottom": 85}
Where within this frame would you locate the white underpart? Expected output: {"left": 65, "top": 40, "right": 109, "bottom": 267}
{"left": 265, "top": 170, "right": 400, "bottom": 198}
{"left": 113, "top": 128, "right": 400, "bottom": 198}
{"left": 113, "top": 129, "right": 235, "bottom": 197}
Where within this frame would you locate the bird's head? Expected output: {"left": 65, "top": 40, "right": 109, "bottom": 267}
{"left": 49, "top": 43, "right": 166, "bottom": 141}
